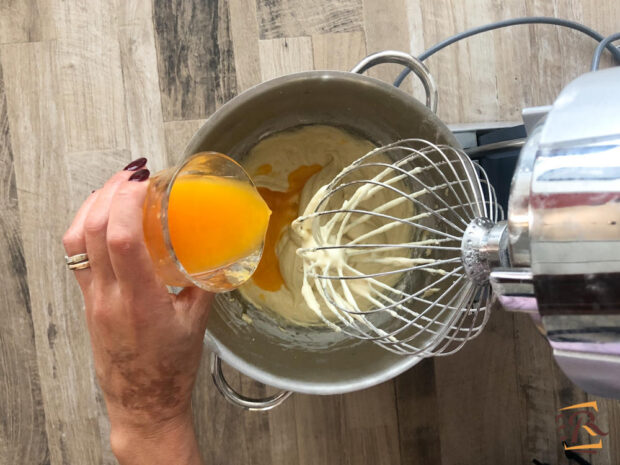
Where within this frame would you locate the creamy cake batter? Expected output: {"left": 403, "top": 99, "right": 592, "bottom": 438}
{"left": 239, "top": 125, "right": 413, "bottom": 326}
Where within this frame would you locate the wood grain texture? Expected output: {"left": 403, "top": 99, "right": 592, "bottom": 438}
{"left": 153, "top": 0, "right": 237, "bottom": 121}
{"left": 118, "top": 3, "right": 167, "bottom": 172}
{"left": 513, "top": 316, "right": 567, "bottom": 465}
{"left": 164, "top": 119, "right": 207, "bottom": 165}
{"left": 408, "top": 0, "right": 620, "bottom": 124}
{"left": 0, "top": 52, "right": 50, "bottom": 465}
{"left": 395, "top": 359, "right": 442, "bottom": 465}
{"left": 312, "top": 31, "right": 367, "bottom": 71}
{"left": 65, "top": 149, "right": 132, "bottom": 209}
{"left": 257, "top": 0, "right": 363, "bottom": 40}
{"left": 512, "top": 314, "right": 598, "bottom": 464}
{"left": 258, "top": 36, "right": 314, "bottom": 81}
{"left": 362, "top": 0, "right": 412, "bottom": 93}
{"left": 228, "top": 0, "right": 262, "bottom": 92}
{"left": 432, "top": 310, "right": 525, "bottom": 465}
{"left": 190, "top": 349, "right": 278, "bottom": 464}
{"left": 595, "top": 397, "right": 620, "bottom": 465}
{"left": 0, "top": 40, "right": 106, "bottom": 465}
{"left": 54, "top": 0, "right": 128, "bottom": 152}
{"left": 0, "top": 0, "right": 54, "bottom": 44}
{"left": 1, "top": 0, "right": 620, "bottom": 464}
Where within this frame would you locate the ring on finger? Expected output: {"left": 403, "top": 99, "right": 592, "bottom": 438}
{"left": 68, "top": 260, "right": 91, "bottom": 270}
{"left": 65, "top": 253, "right": 91, "bottom": 270}
{"left": 65, "top": 253, "right": 88, "bottom": 264}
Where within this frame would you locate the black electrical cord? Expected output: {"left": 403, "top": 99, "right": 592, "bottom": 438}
{"left": 394, "top": 16, "right": 620, "bottom": 88}
{"left": 592, "top": 32, "right": 620, "bottom": 70}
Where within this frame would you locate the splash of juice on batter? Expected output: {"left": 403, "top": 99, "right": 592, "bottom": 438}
{"left": 252, "top": 163, "right": 322, "bottom": 291}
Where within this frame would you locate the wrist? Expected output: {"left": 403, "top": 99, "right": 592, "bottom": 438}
{"left": 110, "top": 409, "right": 202, "bottom": 465}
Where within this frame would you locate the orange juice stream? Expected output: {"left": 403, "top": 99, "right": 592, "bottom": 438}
{"left": 251, "top": 164, "right": 322, "bottom": 292}
{"left": 143, "top": 174, "right": 271, "bottom": 286}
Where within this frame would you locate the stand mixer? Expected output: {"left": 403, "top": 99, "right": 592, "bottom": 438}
{"left": 179, "top": 18, "right": 620, "bottom": 410}
{"left": 490, "top": 67, "right": 620, "bottom": 399}
{"left": 298, "top": 65, "right": 620, "bottom": 399}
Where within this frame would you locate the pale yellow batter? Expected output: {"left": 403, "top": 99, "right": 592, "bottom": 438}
{"left": 240, "top": 125, "right": 373, "bottom": 324}
{"left": 239, "top": 125, "right": 412, "bottom": 326}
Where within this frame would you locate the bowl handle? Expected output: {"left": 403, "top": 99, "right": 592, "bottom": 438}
{"left": 351, "top": 50, "right": 438, "bottom": 114}
{"left": 210, "top": 353, "right": 293, "bottom": 411}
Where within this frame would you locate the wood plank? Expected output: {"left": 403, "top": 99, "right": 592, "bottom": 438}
{"left": 523, "top": 0, "right": 581, "bottom": 107}
{"left": 521, "top": 0, "right": 620, "bottom": 107}
{"left": 488, "top": 2, "right": 530, "bottom": 121}
{"left": 118, "top": 1, "right": 167, "bottom": 172}
{"left": 432, "top": 309, "right": 524, "bottom": 465}
{"left": 153, "top": 0, "right": 237, "bottom": 121}
{"left": 513, "top": 316, "right": 562, "bottom": 465}
{"left": 257, "top": 0, "right": 363, "bottom": 40}
{"left": 402, "top": 0, "right": 429, "bottom": 104}
{"left": 65, "top": 149, "right": 131, "bottom": 209}
{"left": 0, "top": 40, "right": 106, "bottom": 465}
{"left": 0, "top": 0, "right": 54, "bottom": 44}
{"left": 362, "top": 0, "right": 412, "bottom": 93}
{"left": 341, "top": 383, "right": 401, "bottom": 465}
{"left": 409, "top": 0, "right": 460, "bottom": 123}
{"left": 0, "top": 50, "right": 50, "bottom": 465}
{"left": 291, "top": 386, "right": 401, "bottom": 465}
{"left": 191, "top": 349, "right": 266, "bottom": 464}
{"left": 190, "top": 336, "right": 302, "bottom": 464}
{"left": 445, "top": 3, "right": 500, "bottom": 124}
{"left": 512, "top": 314, "right": 590, "bottom": 464}
{"left": 592, "top": 396, "right": 620, "bottom": 465}
{"left": 394, "top": 359, "right": 442, "bottom": 465}
{"left": 258, "top": 37, "right": 314, "bottom": 81}
{"left": 163, "top": 119, "right": 207, "bottom": 166}
{"left": 292, "top": 394, "right": 346, "bottom": 465}
{"left": 53, "top": 0, "right": 128, "bottom": 153}
{"left": 228, "top": 0, "right": 262, "bottom": 92}
{"left": 580, "top": 0, "right": 620, "bottom": 69}
{"left": 312, "top": 31, "right": 367, "bottom": 71}
{"left": 263, "top": 385, "right": 300, "bottom": 464}
{"left": 408, "top": 0, "right": 500, "bottom": 124}
{"left": 408, "top": 0, "right": 620, "bottom": 124}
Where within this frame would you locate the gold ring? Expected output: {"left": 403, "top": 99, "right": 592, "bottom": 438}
{"left": 68, "top": 260, "right": 90, "bottom": 270}
{"left": 65, "top": 253, "right": 88, "bottom": 265}
{"left": 65, "top": 253, "right": 90, "bottom": 270}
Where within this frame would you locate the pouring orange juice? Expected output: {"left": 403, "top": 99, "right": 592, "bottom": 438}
{"left": 143, "top": 152, "right": 271, "bottom": 292}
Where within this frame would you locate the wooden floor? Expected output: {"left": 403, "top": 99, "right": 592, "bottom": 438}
{"left": 1, "top": 0, "right": 619, "bottom": 464}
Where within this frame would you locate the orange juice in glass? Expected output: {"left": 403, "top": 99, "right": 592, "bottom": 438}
{"left": 143, "top": 152, "right": 271, "bottom": 292}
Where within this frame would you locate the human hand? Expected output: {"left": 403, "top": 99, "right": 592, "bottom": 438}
{"left": 63, "top": 159, "right": 212, "bottom": 464}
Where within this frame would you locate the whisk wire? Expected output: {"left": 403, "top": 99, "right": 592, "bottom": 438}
{"left": 298, "top": 140, "right": 499, "bottom": 357}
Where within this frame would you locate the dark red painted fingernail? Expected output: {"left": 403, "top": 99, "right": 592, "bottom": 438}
{"left": 123, "top": 157, "right": 147, "bottom": 171}
{"left": 91, "top": 190, "right": 96, "bottom": 194}
{"left": 129, "top": 168, "right": 150, "bottom": 182}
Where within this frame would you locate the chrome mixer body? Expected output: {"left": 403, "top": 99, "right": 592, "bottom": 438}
{"left": 489, "top": 66, "right": 620, "bottom": 399}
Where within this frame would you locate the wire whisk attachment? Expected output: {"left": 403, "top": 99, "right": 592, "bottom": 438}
{"left": 294, "top": 139, "right": 505, "bottom": 356}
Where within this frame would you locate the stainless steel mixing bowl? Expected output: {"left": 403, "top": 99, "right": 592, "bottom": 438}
{"left": 181, "top": 51, "right": 459, "bottom": 409}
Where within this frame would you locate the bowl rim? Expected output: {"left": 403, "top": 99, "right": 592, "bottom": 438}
{"left": 205, "top": 332, "right": 422, "bottom": 395}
